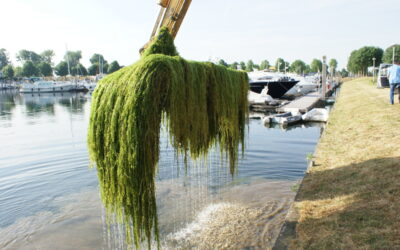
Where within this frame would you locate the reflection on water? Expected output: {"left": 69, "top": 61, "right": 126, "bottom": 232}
{"left": 0, "top": 90, "right": 324, "bottom": 249}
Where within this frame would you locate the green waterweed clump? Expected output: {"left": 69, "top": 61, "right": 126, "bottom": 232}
{"left": 88, "top": 27, "right": 248, "bottom": 249}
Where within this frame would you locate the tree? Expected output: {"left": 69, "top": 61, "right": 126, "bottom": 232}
{"left": 260, "top": 60, "right": 270, "bottom": 70}
{"left": 382, "top": 44, "right": 400, "bottom": 64}
{"left": 14, "top": 66, "right": 23, "bottom": 77}
{"left": 239, "top": 61, "right": 246, "bottom": 71}
{"left": 22, "top": 61, "right": 39, "bottom": 77}
{"left": 340, "top": 68, "right": 349, "bottom": 77}
{"left": 88, "top": 64, "right": 98, "bottom": 76}
{"left": 55, "top": 61, "right": 69, "bottom": 76}
{"left": 229, "top": 62, "right": 239, "bottom": 70}
{"left": 347, "top": 46, "right": 383, "bottom": 75}
{"left": 290, "top": 60, "right": 307, "bottom": 74}
{"left": 88, "top": 63, "right": 108, "bottom": 75}
{"left": 40, "top": 50, "right": 55, "bottom": 65}
{"left": 16, "top": 50, "right": 42, "bottom": 64}
{"left": 246, "top": 60, "right": 254, "bottom": 72}
{"left": 108, "top": 61, "right": 121, "bottom": 74}
{"left": 64, "top": 51, "right": 82, "bottom": 68}
{"left": 304, "top": 65, "right": 312, "bottom": 74}
{"left": 71, "top": 63, "right": 87, "bottom": 76}
{"left": 218, "top": 59, "right": 228, "bottom": 67}
{"left": 0, "top": 48, "right": 10, "bottom": 70}
{"left": 37, "top": 62, "right": 53, "bottom": 76}
{"left": 329, "top": 59, "right": 338, "bottom": 74}
{"left": 90, "top": 53, "right": 108, "bottom": 65}
{"left": 2, "top": 65, "right": 14, "bottom": 79}
{"left": 275, "top": 58, "right": 286, "bottom": 72}
{"left": 310, "top": 59, "right": 322, "bottom": 73}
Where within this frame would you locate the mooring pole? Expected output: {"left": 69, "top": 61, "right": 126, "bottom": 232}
{"left": 372, "top": 57, "right": 376, "bottom": 83}
{"left": 393, "top": 47, "right": 396, "bottom": 64}
{"left": 322, "top": 56, "right": 327, "bottom": 100}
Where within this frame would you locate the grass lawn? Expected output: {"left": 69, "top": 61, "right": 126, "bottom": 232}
{"left": 290, "top": 78, "right": 400, "bottom": 249}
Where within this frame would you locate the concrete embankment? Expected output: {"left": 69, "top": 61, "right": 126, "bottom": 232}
{"left": 274, "top": 78, "right": 400, "bottom": 249}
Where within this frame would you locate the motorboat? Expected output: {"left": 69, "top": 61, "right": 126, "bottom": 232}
{"left": 83, "top": 81, "right": 97, "bottom": 91}
{"left": 285, "top": 75, "right": 319, "bottom": 96}
{"left": 20, "top": 81, "right": 77, "bottom": 93}
{"left": 248, "top": 71, "right": 299, "bottom": 98}
{"left": 302, "top": 108, "right": 329, "bottom": 122}
{"left": 263, "top": 112, "right": 302, "bottom": 126}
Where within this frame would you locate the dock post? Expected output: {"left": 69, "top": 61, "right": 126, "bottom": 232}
{"left": 322, "top": 56, "right": 327, "bottom": 100}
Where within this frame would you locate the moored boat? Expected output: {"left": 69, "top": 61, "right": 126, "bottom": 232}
{"left": 20, "top": 81, "right": 77, "bottom": 93}
{"left": 248, "top": 71, "right": 299, "bottom": 98}
{"left": 263, "top": 112, "right": 302, "bottom": 126}
{"left": 302, "top": 108, "right": 329, "bottom": 122}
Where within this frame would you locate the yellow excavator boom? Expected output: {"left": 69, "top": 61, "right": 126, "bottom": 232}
{"left": 141, "top": 0, "right": 192, "bottom": 53}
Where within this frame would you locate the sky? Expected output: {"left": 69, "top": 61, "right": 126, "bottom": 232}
{"left": 1, "top": 0, "right": 399, "bottom": 69}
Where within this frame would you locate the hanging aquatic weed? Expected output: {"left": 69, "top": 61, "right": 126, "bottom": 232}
{"left": 88, "top": 27, "right": 248, "bottom": 249}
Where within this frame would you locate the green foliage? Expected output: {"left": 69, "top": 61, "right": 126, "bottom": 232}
{"left": 71, "top": 63, "right": 87, "bottom": 76}
{"left": 55, "top": 61, "right": 69, "bottom": 76}
{"left": 259, "top": 60, "right": 270, "bottom": 70}
{"left": 16, "top": 50, "right": 42, "bottom": 64}
{"left": 240, "top": 61, "right": 246, "bottom": 71}
{"left": 247, "top": 60, "right": 254, "bottom": 72}
{"left": 40, "top": 50, "right": 55, "bottom": 65}
{"left": 88, "top": 62, "right": 108, "bottom": 75}
{"left": 382, "top": 44, "right": 400, "bottom": 64}
{"left": 37, "top": 62, "right": 53, "bottom": 76}
{"left": 22, "top": 61, "right": 39, "bottom": 77}
{"left": 329, "top": 58, "right": 338, "bottom": 73}
{"left": 275, "top": 58, "right": 288, "bottom": 72}
{"left": 90, "top": 53, "right": 108, "bottom": 65}
{"left": 290, "top": 60, "right": 307, "bottom": 74}
{"left": 304, "top": 65, "right": 312, "bottom": 74}
{"left": 88, "top": 28, "right": 248, "bottom": 249}
{"left": 14, "top": 66, "right": 23, "bottom": 77}
{"left": 347, "top": 46, "right": 383, "bottom": 75}
{"left": 0, "top": 48, "right": 10, "bottom": 70}
{"left": 108, "top": 61, "right": 121, "bottom": 74}
{"left": 2, "top": 65, "right": 14, "bottom": 79}
{"left": 218, "top": 59, "right": 228, "bottom": 67}
{"left": 64, "top": 50, "right": 82, "bottom": 68}
{"left": 229, "top": 62, "right": 239, "bottom": 70}
{"left": 340, "top": 68, "right": 349, "bottom": 77}
{"left": 310, "top": 59, "right": 322, "bottom": 73}
{"left": 88, "top": 64, "right": 98, "bottom": 76}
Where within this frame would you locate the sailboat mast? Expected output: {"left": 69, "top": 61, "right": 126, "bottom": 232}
{"left": 65, "top": 44, "right": 71, "bottom": 76}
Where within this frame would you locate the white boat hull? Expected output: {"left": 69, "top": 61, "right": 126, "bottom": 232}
{"left": 20, "top": 83, "right": 77, "bottom": 93}
{"left": 302, "top": 108, "right": 329, "bottom": 122}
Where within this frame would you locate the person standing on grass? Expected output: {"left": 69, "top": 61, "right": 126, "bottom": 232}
{"left": 387, "top": 60, "right": 400, "bottom": 104}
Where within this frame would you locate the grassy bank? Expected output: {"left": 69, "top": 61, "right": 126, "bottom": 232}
{"left": 291, "top": 78, "right": 400, "bottom": 249}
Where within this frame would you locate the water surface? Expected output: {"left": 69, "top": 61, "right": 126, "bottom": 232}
{"left": 0, "top": 90, "right": 323, "bottom": 249}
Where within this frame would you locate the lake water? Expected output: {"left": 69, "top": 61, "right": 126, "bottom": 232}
{"left": 0, "top": 90, "right": 324, "bottom": 249}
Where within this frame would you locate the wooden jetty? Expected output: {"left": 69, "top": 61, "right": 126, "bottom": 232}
{"left": 277, "top": 91, "right": 322, "bottom": 113}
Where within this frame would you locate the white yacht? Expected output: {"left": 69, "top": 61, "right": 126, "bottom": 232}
{"left": 20, "top": 81, "right": 76, "bottom": 93}
{"left": 285, "top": 75, "right": 320, "bottom": 96}
{"left": 247, "top": 71, "right": 299, "bottom": 98}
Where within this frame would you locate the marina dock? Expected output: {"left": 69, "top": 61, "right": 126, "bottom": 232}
{"left": 277, "top": 91, "right": 322, "bottom": 113}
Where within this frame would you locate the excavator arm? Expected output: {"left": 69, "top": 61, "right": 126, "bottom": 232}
{"left": 141, "top": 0, "right": 192, "bottom": 53}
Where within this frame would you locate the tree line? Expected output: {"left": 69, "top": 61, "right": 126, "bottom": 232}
{"left": 5, "top": 44, "right": 395, "bottom": 79}
{"left": 217, "top": 57, "right": 341, "bottom": 76}
{"left": 0, "top": 49, "right": 122, "bottom": 79}
{"left": 347, "top": 44, "right": 400, "bottom": 75}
